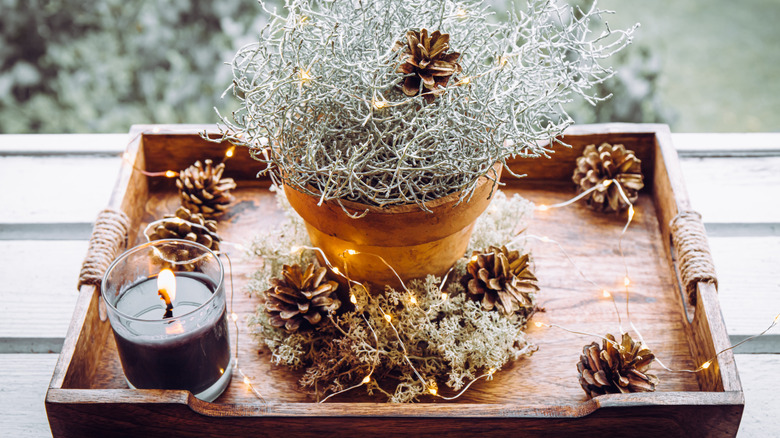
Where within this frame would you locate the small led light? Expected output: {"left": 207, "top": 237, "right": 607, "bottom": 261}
{"left": 384, "top": 314, "right": 392, "bottom": 322}
{"left": 122, "top": 152, "right": 131, "bottom": 161}
{"left": 428, "top": 386, "right": 438, "bottom": 396}
{"left": 602, "top": 290, "right": 611, "bottom": 298}
{"left": 774, "top": 314, "right": 780, "bottom": 324}
{"left": 225, "top": 146, "right": 235, "bottom": 158}
{"left": 350, "top": 294, "right": 357, "bottom": 304}
{"left": 470, "top": 255, "right": 478, "bottom": 262}
{"left": 231, "top": 312, "right": 238, "bottom": 322}
{"left": 332, "top": 267, "right": 342, "bottom": 275}
{"left": 299, "top": 69, "right": 312, "bottom": 83}
{"left": 219, "top": 368, "right": 225, "bottom": 375}
{"left": 441, "top": 292, "right": 448, "bottom": 300}
{"left": 346, "top": 249, "right": 358, "bottom": 255}
{"left": 290, "top": 246, "right": 301, "bottom": 254}
{"left": 603, "top": 179, "right": 613, "bottom": 187}
{"left": 372, "top": 100, "right": 387, "bottom": 109}
{"left": 488, "top": 367, "right": 496, "bottom": 375}
{"left": 537, "top": 204, "right": 549, "bottom": 211}
{"left": 540, "top": 236, "right": 551, "bottom": 243}
{"left": 362, "top": 375, "right": 371, "bottom": 384}
{"left": 459, "top": 76, "right": 471, "bottom": 85}
{"left": 624, "top": 276, "right": 631, "bottom": 287}
{"left": 153, "top": 127, "right": 161, "bottom": 133}
{"left": 165, "top": 170, "right": 178, "bottom": 178}
{"left": 628, "top": 205, "right": 635, "bottom": 221}
{"left": 534, "top": 322, "right": 543, "bottom": 328}
{"left": 243, "top": 376, "right": 251, "bottom": 385}
{"left": 701, "top": 361, "right": 712, "bottom": 370}
{"left": 410, "top": 295, "right": 418, "bottom": 305}
{"left": 499, "top": 55, "right": 508, "bottom": 66}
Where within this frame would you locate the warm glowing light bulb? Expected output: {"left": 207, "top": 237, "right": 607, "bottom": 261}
{"left": 701, "top": 361, "right": 712, "bottom": 370}
{"left": 537, "top": 204, "right": 549, "bottom": 211}
{"left": 165, "top": 170, "right": 178, "bottom": 178}
{"left": 628, "top": 205, "right": 635, "bottom": 221}
{"left": 488, "top": 367, "right": 496, "bottom": 375}
{"left": 219, "top": 368, "right": 225, "bottom": 375}
{"left": 534, "top": 322, "right": 543, "bottom": 328}
{"left": 410, "top": 295, "right": 418, "bottom": 305}
{"left": 372, "top": 100, "right": 387, "bottom": 109}
{"left": 346, "top": 249, "right": 358, "bottom": 255}
{"left": 441, "top": 292, "right": 448, "bottom": 300}
{"left": 231, "top": 312, "right": 238, "bottom": 322}
{"left": 603, "top": 179, "right": 613, "bottom": 187}
{"left": 459, "top": 76, "right": 471, "bottom": 85}
{"left": 332, "top": 267, "right": 342, "bottom": 275}
{"left": 384, "top": 314, "right": 392, "bottom": 322}
{"left": 624, "top": 276, "right": 631, "bottom": 287}
{"left": 470, "top": 255, "right": 478, "bottom": 262}
{"left": 225, "top": 146, "right": 235, "bottom": 158}
{"left": 428, "top": 386, "right": 438, "bottom": 396}
{"left": 350, "top": 294, "right": 357, "bottom": 304}
{"left": 540, "top": 236, "right": 550, "bottom": 243}
{"left": 244, "top": 376, "right": 251, "bottom": 385}
{"left": 299, "top": 69, "right": 312, "bottom": 83}
{"left": 602, "top": 290, "right": 611, "bottom": 298}
{"left": 122, "top": 152, "right": 131, "bottom": 161}
{"left": 290, "top": 246, "right": 301, "bottom": 254}
{"left": 362, "top": 375, "right": 371, "bottom": 384}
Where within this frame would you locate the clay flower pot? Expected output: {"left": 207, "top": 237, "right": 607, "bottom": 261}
{"left": 284, "top": 163, "right": 502, "bottom": 286}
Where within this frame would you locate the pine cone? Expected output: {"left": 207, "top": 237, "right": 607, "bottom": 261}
{"left": 393, "top": 28, "right": 462, "bottom": 103}
{"left": 463, "top": 245, "right": 538, "bottom": 316}
{"left": 572, "top": 143, "right": 644, "bottom": 212}
{"left": 176, "top": 159, "right": 237, "bottom": 219}
{"left": 577, "top": 333, "right": 659, "bottom": 398}
{"left": 263, "top": 263, "right": 343, "bottom": 332}
{"left": 146, "top": 206, "right": 221, "bottom": 252}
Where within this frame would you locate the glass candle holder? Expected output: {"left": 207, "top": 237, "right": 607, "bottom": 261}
{"left": 101, "top": 239, "right": 233, "bottom": 402}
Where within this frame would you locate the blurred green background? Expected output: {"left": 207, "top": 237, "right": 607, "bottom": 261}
{"left": 1, "top": 0, "right": 778, "bottom": 133}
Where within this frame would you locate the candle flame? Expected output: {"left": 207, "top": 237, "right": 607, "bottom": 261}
{"left": 158, "top": 269, "right": 177, "bottom": 302}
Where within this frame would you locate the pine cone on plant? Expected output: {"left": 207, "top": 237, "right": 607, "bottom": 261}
{"left": 572, "top": 143, "right": 644, "bottom": 212}
{"left": 176, "top": 159, "right": 237, "bottom": 219}
{"left": 263, "top": 263, "right": 343, "bottom": 332}
{"left": 146, "top": 206, "right": 221, "bottom": 252}
{"left": 393, "top": 28, "right": 462, "bottom": 103}
{"left": 577, "top": 332, "right": 659, "bottom": 398}
{"left": 463, "top": 245, "right": 539, "bottom": 316}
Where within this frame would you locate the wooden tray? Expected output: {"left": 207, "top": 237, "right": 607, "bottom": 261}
{"left": 46, "top": 124, "right": 744, "bottom": 437}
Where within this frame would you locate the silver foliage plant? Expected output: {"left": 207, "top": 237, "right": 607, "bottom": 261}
{"left": 219, "top": 0, "right": 635, "bottom": 208}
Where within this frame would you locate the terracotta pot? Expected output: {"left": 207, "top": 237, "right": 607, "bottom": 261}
{"left": 283, "top": 162, "right": 502, "bottom": 287}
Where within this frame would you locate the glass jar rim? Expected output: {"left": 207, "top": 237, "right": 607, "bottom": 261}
{"left": 101, "top": 239, "right": 225, "bottom": 323}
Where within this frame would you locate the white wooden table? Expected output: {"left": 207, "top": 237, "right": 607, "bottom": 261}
{"left": 0, "top": 131, "right": 778, "bottom": 436}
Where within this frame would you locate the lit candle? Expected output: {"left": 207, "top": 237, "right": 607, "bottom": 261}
{"left": 101, "top": 240, "right": 233, "bottom": 402}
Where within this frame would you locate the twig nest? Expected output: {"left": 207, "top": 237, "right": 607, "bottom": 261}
{"left": 462, "top": 245, "right": 538, "bottom": 316}
{"left": 572, "top": 143, "right": 644, "bottom": 212}
{"left": 176, "top": 159, "right": 237, "bottom": 219}
{"left": 577, "top": 332, "right": 659, "bottom": 398}
{"left": 393, "top": 28, "right": 462, "bottom": 103}
{"left": 263, "top": 263, "right": 343, "bottom": 332}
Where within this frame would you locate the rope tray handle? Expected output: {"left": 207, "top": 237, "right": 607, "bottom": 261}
{"left": 670, "top": 210, "right": 718, "bottom": 305}
{"left": 77, "top": 208, "right": 130, "bottom": 289}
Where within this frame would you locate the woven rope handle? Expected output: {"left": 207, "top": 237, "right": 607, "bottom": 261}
{"left": 78, "top": 208, "right": 130, "bottom": 289}
{"left": 670, "top": 210, "right": 718, "bottom": 305}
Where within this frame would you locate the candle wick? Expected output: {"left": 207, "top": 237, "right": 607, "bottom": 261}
{"left": 158, "top": 288, "right": 174, "bottom": 319}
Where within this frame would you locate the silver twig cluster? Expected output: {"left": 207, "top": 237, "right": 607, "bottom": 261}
{"left": 218, "top": 0, "right": 635, "bottom": 209}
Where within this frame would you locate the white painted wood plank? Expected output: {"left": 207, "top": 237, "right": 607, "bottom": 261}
{"left": 0, "top": 354, "right": 57, "bottom": 437}
{"left": 736, "top": 355, "right": 780, "bottom": 437}
{"left": 709, "top": 236, "right": 780, "bottom": 348}
{"left": 0, "top": 156, "right": 120, "bottom": 224}
{"left": 679, "top": 156, "right": 780, "bottom": 224}
{"left": 673, "top": 133, "right": 780, "bottom": 157}
{"left": 0, "top": 133, "right": 127, "bottom": 155}
{"left": 0, "top": 241, "right": 86, "bottom": 343}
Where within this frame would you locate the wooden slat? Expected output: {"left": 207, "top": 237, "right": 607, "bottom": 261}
{"left": 679, "top": 156, "right": 780, "bottom": 225}
{"left": 735, "top": 354, "right": 780, "bottom": 437}
{"left": 0, "top": 241, "right": 86, "bottom": 347}
{"left": 672, "top": 133, "right": 780, "bottom": 157}
{"left": 709, "top": 236, "right": 780, "bottom": 352}
{"left": 0, "top": 156, "right": 121, "bottom": 226}
{"left": 0, "top": 354, "right": 58, "bottom": 437}
{"left": 0, "top": 134, "right": 127, "bottom": 156}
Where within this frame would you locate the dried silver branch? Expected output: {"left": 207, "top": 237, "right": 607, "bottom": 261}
{"left": 218, "top": 0, "right": 636, "bottom": 209}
